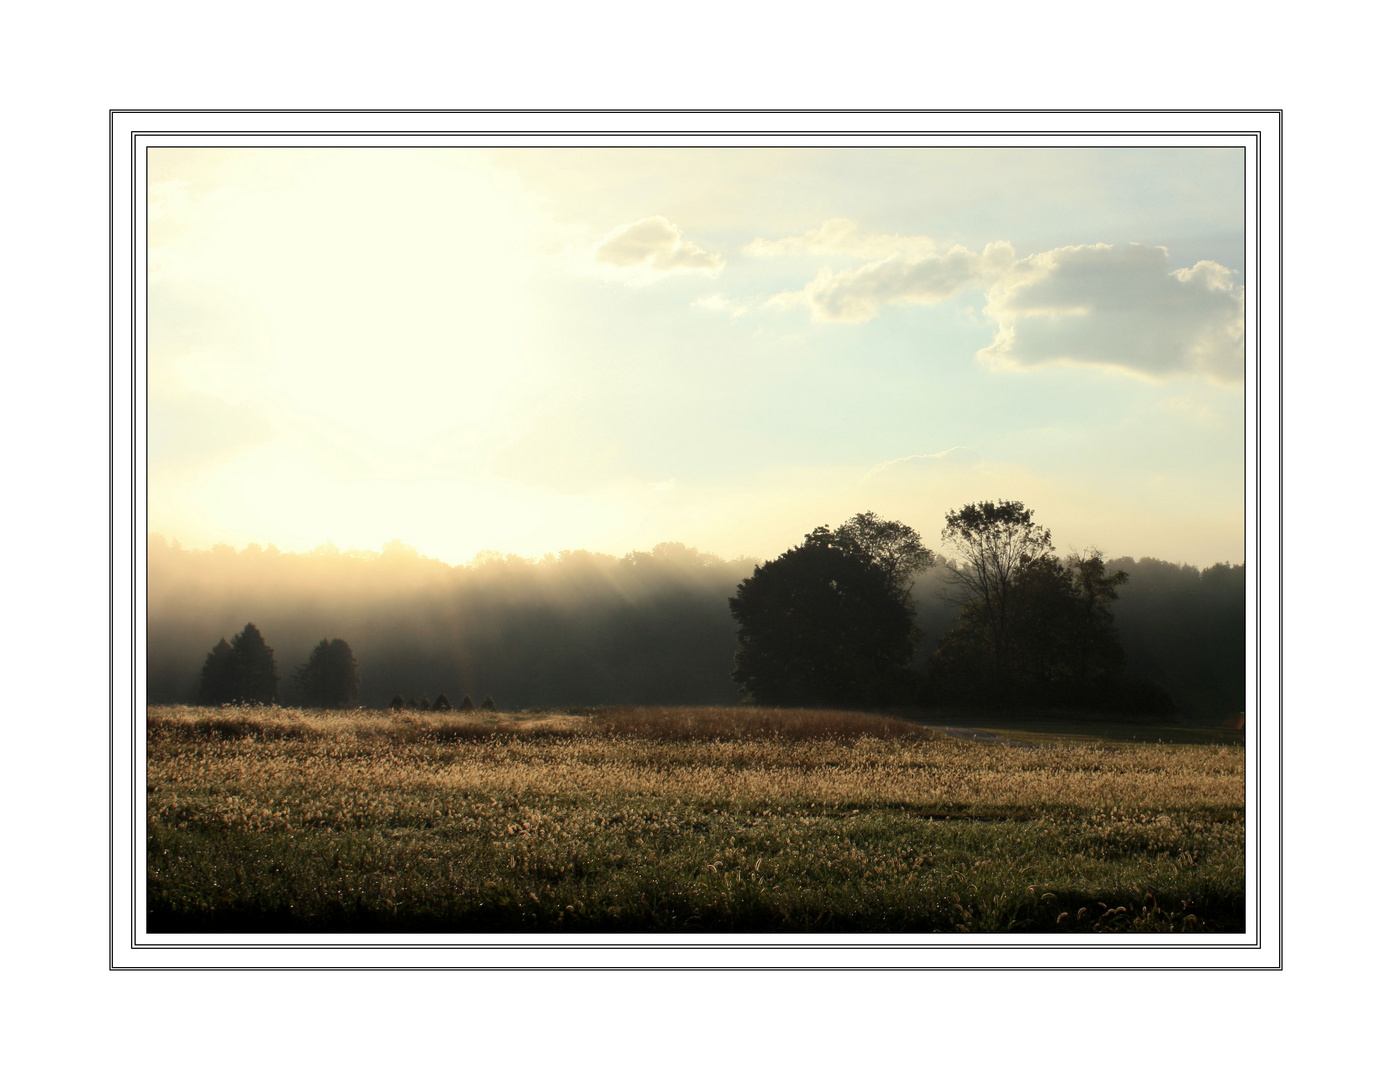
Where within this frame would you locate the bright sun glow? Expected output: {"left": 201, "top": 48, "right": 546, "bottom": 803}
{"left": 148, "top": 146, "right": 1245, "bottom": 567}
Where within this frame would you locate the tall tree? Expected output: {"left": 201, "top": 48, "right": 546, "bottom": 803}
{"left": 229, "top": 623, "right": 278, "bottom": 704}
{"left": 1008, "top": 550, "right": 1128, "bottom": 688}
{"left": 294, "top": 638, "right": 360, "bottom": 707}
{"left": 196, "top": 638, "right": 236, "bottom": 704}
{"left": 729, "top": 525, "right": 919, "bottom": 707}
{"left": 929, "top": 505, "right": 1155, "bottom": 709}
{"left": 939, "top": 500, "right": 1054, "bottom": 671}
{"left": 831, "top": 511, "right": 936, "bottom": 599}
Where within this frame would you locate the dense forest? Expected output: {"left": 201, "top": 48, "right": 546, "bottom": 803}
{"left": 148, "top": 533, "right": 1245, "bottom": 719}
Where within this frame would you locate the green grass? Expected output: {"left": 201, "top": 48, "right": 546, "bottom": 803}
{"left": 146, "top": 705, "right": 1245, "bottom": 934}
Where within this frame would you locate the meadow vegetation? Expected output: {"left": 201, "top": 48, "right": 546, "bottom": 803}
{"left": 147, "top": 705, "right": 1244, "bottom": 934}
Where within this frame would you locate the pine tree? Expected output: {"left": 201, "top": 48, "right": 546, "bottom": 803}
{"left": 197, "top": 638, "right": 237, "bottom": 704}
{"left": 294, "top": 638, "right": 360, "bottom": 707}
{"left": 228, "top": 623, "right": 278, "bottom": 704}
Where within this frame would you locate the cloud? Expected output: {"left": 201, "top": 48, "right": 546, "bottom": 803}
{"left": 594, "top": 216, "right": 723, "bottom": 280}
{"left": 692, "top": 293, "right": 749, "bottom": 317}
{"left": 764, "top": 229, "right": 1244, "bottom": 382}
{"left": 744, "top": 218, "right": 937, "bottom": 260}
{"left": 978, "top": 243, "right": 1244, "bottom": 382}
{"left": 868, "top": 446, "right": 984, "bottom": 474}
{"left": 767, "top": 242, "right": 1015, "bottom": 322}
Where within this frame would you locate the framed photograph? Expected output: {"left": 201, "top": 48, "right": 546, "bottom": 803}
{"left": 112, "top": 109, "right": 1280, "bottom": 970}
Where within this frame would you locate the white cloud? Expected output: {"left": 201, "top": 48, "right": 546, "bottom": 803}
{"left": 594, "top": 216, "right": 723, "bottom": 280}
{"left": 767, "top": 242, "right": 1015, "bottom": 322}
{"left": 762, "top": 226, "right": 1244, "bottom": 382}
{"left": 692, "top": 293, "right": 748, "bottom": 317}
{"left": 869, "top": 446, "right": 984, "bottom": 475}
{"left": 744, "top": 218, "right": 937, "bottom": 260}
{"left": 978, "top": 243, "right": 1244, "bottom": 382}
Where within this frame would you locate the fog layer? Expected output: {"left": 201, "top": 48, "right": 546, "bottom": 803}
{"left": 148, "top": 537, "right": 1244, "bottom": 718}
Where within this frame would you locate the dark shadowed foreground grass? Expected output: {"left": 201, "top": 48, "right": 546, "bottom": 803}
{"left": 147, "top": 705, "right": 1244, "bottom": 934}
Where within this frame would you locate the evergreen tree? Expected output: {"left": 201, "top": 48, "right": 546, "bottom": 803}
{"left": 294, "top": 638, "right": 360, "bottom": 707}
{"left": 228, "top": 623, "right": 278, "bottom": 704}
{"left": 196, "top": 638, "right": 237, "bottom": 704}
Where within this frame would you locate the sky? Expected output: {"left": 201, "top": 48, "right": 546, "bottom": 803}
{"left": 147, "top": 146, "right": 1246, "bottom": 568}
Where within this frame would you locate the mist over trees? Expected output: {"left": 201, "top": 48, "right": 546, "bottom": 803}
{"left": 1104, "top": 556, "right": 1245, "bottom": 718}
{"left": 152, "top": 539, "right": 755, "bottom": 710}
{"left": 294, "top": 638, "right": 361, "bottom": 707}
{"left": 151, "top": 527, "right": 1245, "bottom": 718}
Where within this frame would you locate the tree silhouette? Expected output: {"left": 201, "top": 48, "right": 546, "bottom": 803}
{"left": 294, "top": 638, "right": 360, "bottom": 707}
{"left": 939, "top": 500, "right": 1054, "bottom": 672}
{"left": 198, "top": 624, "right": 278, "bottom": 704}
{"left": 432, "top": 692, "right": 451, "bottom": 712}
{"left": 229, "top": 623, "right": 279, "bottom": 704}
{"left": 390, "top": 694, "right": 404, "bottom": 711}
{"left": 197, "top": 638, "right": 237, "bottom": 704}
{"left": 728, "top": 525, "right": 919, "bottom": 707}
{"left": 481, "top": 695, "right": 496, "bottom": 711}
{"left": 928, "top": 507, "right": 1162, "bottom": 710}
{"left": 458, "top": 694, "right": 475, "bottom": 712}
{"left": 832, "top": 511, "right": 935, "bottom": 599}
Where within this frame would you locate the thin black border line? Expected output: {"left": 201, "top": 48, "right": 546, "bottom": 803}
{"left": 117, "top": 115, "right": 1278, "bottom": 969}
{"left": 131, "top": 128, "right": 140, "bottom": 952}
{"left": 111, "top": 968, "right": 1280, "bottom": 974}
{"left": 1252, "top": 133, "right": 1259, "bottom": 948}
{"left": 122, "top": 130, "right": 1275, "bottom": 968}
{"left": 125, "top": 130, "right": 1269, "bottom": 968}
{"left": 1277, "top": 109, "right": 1284, "bottom": 969}
{"left": 133, "top": 143, "right": 1257, "bottom": 153}
{"left": 129, "top": 132, "right": 1265, "bottom": 142}
{"left": 114, "top": 108, "right": 1282, "bottom": 113}
{"left": 108, "top": 110, "right": 116, "bottom": 971}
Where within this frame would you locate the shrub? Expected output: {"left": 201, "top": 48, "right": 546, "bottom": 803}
{"left": 458, "top": 694, "right": 475, "bottom": 712}
{"left": 481, "top": 695, "right": 497, "bottom": 711}
{"left": 432, "top": 693, "right": 451, "bottom": 712}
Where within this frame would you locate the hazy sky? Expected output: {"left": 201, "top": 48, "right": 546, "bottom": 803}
{"left": 148, "top": 146, "right": 1245, "bottom": 567}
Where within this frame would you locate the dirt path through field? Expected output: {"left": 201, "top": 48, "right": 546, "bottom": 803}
{"left": 919, "top": 725, "right": 1038, "bottom": 748}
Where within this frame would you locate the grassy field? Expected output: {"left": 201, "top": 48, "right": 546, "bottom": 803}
{"left": 146, "top": 705, "right": 1245, "bottom": 934}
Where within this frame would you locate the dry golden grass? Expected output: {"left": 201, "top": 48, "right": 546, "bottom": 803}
{"left": 147, "top": 704, "right": 1244, "bottom": 933}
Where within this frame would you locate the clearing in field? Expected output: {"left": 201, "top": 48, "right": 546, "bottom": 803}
{"left": 146, "top": 705, "right": 1244, "bottom": 934}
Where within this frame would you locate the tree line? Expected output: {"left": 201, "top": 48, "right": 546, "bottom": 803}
{"left": 196, "top": 625, "right": 505, "bottom": 712}
{"left": 729, "top": 504, "right": 1174, "bottom": 713}
{"left": 154, "top": 515, "right": 1244, "bottom": 718}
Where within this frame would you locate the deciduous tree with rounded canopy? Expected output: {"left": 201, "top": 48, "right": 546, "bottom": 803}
{"left": 832, "top": 511, "right": 936, "bottom": 598}
{"left": 728, "top": 522, "right": 922, "bottom": 707}
{"left": 294, "top": 638, "right": 360, "bottom": 707}
{"left": 929, "top": 503, "right": 1155, "bottom": 709}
